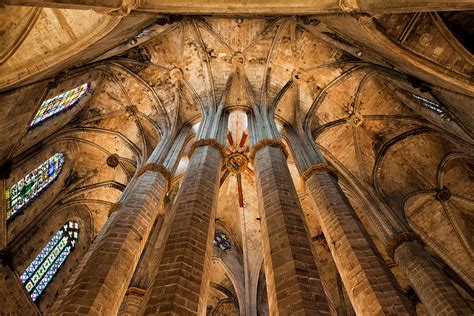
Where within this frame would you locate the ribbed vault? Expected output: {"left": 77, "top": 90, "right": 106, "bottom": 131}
{"left": 0, "top": 9, "right": 473, "bottom": 314}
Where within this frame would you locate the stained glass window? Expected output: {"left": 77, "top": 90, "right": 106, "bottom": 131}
{"left": 19, "top": 221, "right": 79, "bottom": 302}
{"left": 213, "top": 229, "right": 231, "bottom": 252}
{"left": 134, "top": 28, "right": 151, "bottom": 40}
{"left": 30, "top": 83, "right": 89, "bottom": 127}
{"left": 6, "top": 153, "right": 64, "bottom": 220}
{"left": 410, "top": 93, "right": 444, "bottom": 113}
{"left": 410, "top": 93, "right": 453, "bottom": 121}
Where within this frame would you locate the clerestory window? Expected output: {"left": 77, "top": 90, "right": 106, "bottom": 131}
{"left": 19, "top": 221, "right": 79, "bottom": 302}
{"left": 6, "top": 153, "right": 64, "bottom": 220}
{"left": 30, "top": 83, "right": 89, "bottom": 128}
{"left": 410, "top": 93, "right": 451, "bottom": 120}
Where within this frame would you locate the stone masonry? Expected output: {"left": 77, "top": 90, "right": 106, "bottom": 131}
{"left": 253, "top": 142, "right": 333, "bottom": 315}
{"left": 394, "top": 241, "right": 472, "bottom": 316}
{"left": 305, "top": 169, "right": 415, "bottom": 315}
{"left": 53, "top": 170, "right": 168, "bottom": 315}
{"left": 139, "top": 143, "right": 223, "bottom": 315}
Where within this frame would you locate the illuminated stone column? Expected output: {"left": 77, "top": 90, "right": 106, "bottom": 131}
{"left": 139, "top": 138, "right": 224, "bottom": 315}
{"left": 282, "top": 127, "right": 412, "bottom": 315}
{"left": 53, "top": 164, "right": 169, "bottom": 315}
{"left": 389, "top": 236, "right": 473, "bottom": 315}
{"left": 117, "top": 216, "right": 163, "bottom": 316}
{"left": 250, "top": 139, "right": 333, "bottom": 315}
{"left": 117, "top": 125, "right": 191, "bottom": 315}
{"left": 286, "top": 127, "right": 469, "bottom": 315}
{"left": 303, "top": 166, "right": 414, "bottom": 315}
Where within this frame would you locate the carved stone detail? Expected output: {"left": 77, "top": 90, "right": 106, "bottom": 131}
{"left": 188, "top": 138, "right": 225, "bottom": 159}
{"left": 125, "top": 287, "right": 146, "bottom": 298}
{"left": 94, "top": 0, "right": 141, "bottom": 16}
{"left": 301, "top": 164, "right": 338, "bottom": 190}
{"left": 136, "top": 163, "right": 171, "bottom": 190}
{"left": 106, "top": 154, "right": 120, "bottom": 168}
{"left": 249, "top": 138, "right": 288, "bottom": 163}
{"left": 436, "top": 187, "right": 451, "bottom": 201}
{"left": 338, "top": 0, "right": 360, "bottom": 12}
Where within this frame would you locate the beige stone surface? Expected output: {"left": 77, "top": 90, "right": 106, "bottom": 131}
{"left": 0, "top": 4, "right": 473, "bottom": 315}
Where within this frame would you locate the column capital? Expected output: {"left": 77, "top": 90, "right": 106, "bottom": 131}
{"left": 249, "top": 138, "right": 288, "bottom": 162}
{"left": 125, "top": 287, "right": 146, "bottom": 298}
{"left": 301, "top": 164, "right": 338, "bottom": 191}
{"left": 386, "top": 232, "right": 420, "bottom": 259}
{"left": 188, "top": 138, "right": 225, "bottom": 159}
{"left": 338, "top": 0, "right": 360, "bottom": 12}
{"left": 136, "top": 163, "right": 171, "bottom": 191}
{"left": 93, "top": 0, "right": 141, "bottom": 16}
{"left": 302, "top": 164, "right": 338, "bottom": 181}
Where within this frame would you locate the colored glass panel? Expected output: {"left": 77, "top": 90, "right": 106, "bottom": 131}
{"left": 134, "top": 28, "right": 151, "bottom": 39}
{"left": 213, "top": 229, "right": 231, "bottom": 252}
{"left": 410, "top": 93, "right": 445, "bottom": 114}
{"left": 6, "top": 153, "right": 64, "bottom": 220}
{"left": 30, "top": 83, "right": 89, "bottom": 127}
{"left": 19, "top": 221, "right": 79, "bottom": 302}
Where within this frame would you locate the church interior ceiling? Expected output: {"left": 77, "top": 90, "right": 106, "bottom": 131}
{"left": 0, "top": 3, "right": 473, "bottom": 314}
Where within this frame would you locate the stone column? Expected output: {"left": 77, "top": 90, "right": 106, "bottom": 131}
{"left": 302, "top": 166, "right": 414, "bottom": 315}
{"left": 389, "top": 235, "right": 472, "bottom": 315}
{"left": 118, "top": 125, "right": 190, "bottom": 315}
{"left": 117, "top": 216, "right": 164, "bottom": 316}
{"left": 139, "top": 138, "right": 225, "bottom": 315}
{"left": 53, "top": 163, "right": 170, "bottom": 315}
{"left": 285, "top": 127, "right": 471, "bottom": 315}
{"left": 250, "top": 138, "right": 333, "bottom": 315}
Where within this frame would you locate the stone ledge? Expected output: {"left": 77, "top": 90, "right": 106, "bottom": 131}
{"left": 249, "top": 138, "right": 288, "bottom": 163}
{"left": 188, "top": 138, "right": 225, "bottom": 159}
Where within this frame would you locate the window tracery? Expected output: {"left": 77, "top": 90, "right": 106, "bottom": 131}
{"left": 30, "top": 83, "right": 89, "bottom": 127}
{"left": 19, "top": 221, "right": 79, "bottom": 302}
{"left": 6, "top": 153, "right": 65, "bottom": 220}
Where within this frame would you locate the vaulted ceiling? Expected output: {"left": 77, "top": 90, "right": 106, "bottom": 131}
{"left": 1, "top": 7, "right": 473, "bottom": 312}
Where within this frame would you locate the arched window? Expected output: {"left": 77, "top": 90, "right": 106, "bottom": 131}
{"left": 30, "top": 83, "right": 89, "bottom": 127}
{"left": 6, "top": 152, "right": 64, "bottom": 220}
{"left": 19, "top": 221, "right": 79, "bottom": 302}
{"left": 213, "top": 229, "right": 231, "bottom": 252}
